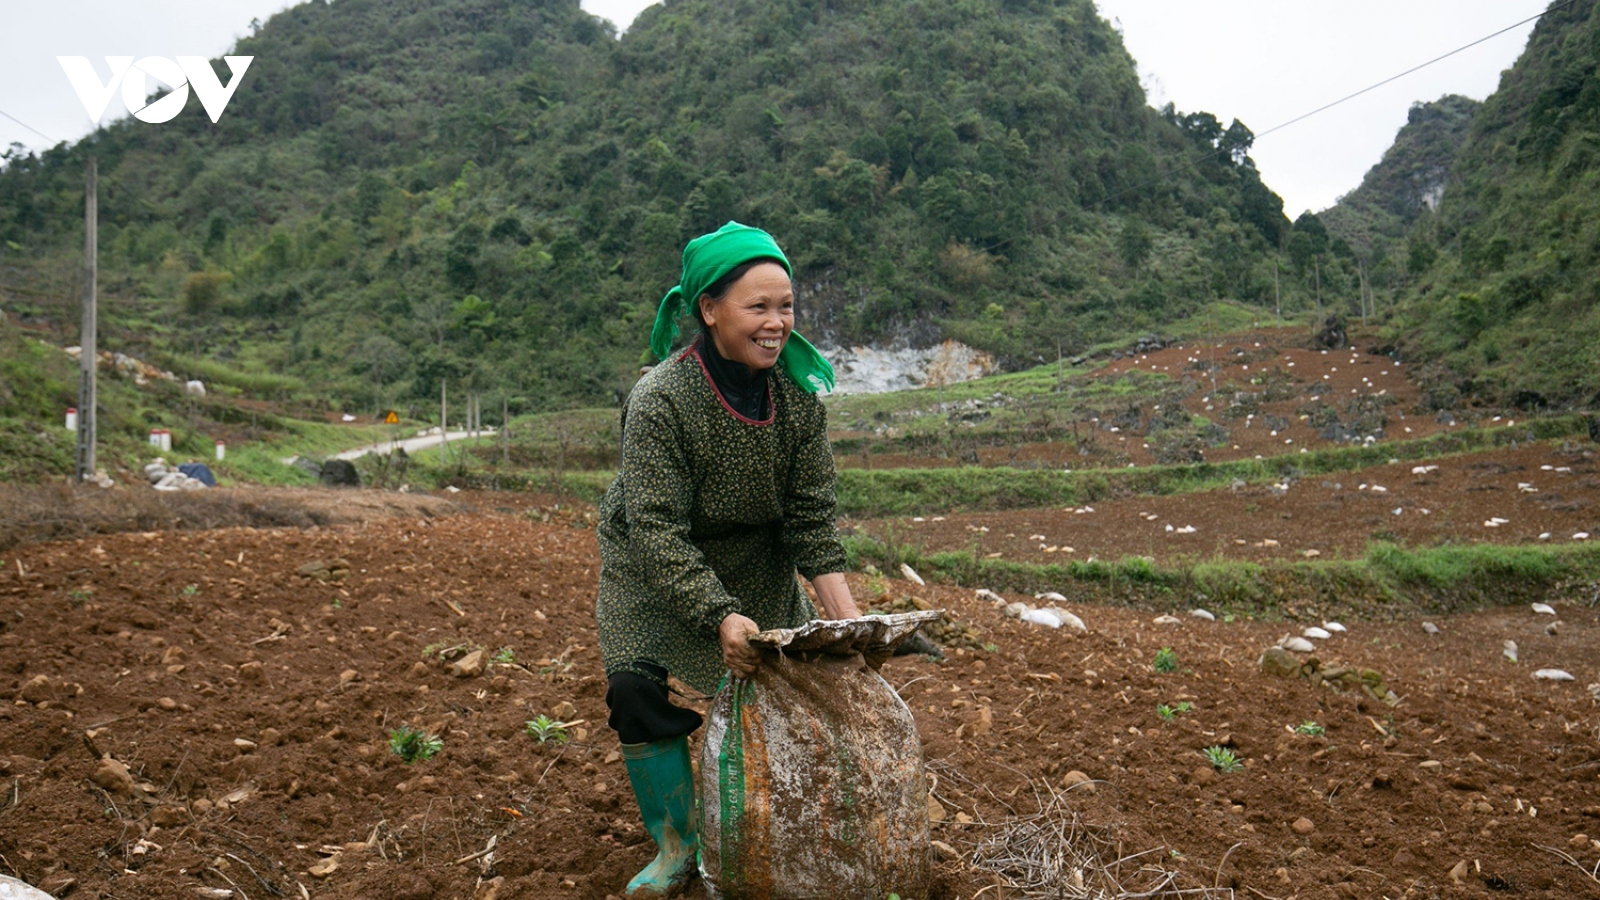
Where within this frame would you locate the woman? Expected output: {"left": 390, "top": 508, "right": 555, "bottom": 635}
{"left": 595, "top": 221, "right": 863, "bottom": 898}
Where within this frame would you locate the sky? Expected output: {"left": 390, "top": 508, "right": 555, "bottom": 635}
{"left": 1, "top": 0, "right": 1550, "bottom": 215}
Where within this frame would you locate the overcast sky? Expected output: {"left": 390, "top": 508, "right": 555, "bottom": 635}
{"left": 2, "top": 0, "right": 1548, "bottom": 215}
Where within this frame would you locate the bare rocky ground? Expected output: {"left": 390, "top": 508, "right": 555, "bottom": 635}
{"left": 2, "top": 508, "right": 1599, "bottom": 899}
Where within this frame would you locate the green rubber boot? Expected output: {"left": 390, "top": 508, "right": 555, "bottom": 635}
{"left": 621, "top": 736, "right": 699, "bottom": 898}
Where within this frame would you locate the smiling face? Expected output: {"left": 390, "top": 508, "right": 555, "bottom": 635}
{"left": 698, "top": 261, "right": 794, "bottom": 370}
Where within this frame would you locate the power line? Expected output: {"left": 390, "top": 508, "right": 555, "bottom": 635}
{"left": 1254, "top": 0, "right": 1579, "bottom": 141}
{"left": 983, "top": 0, "right": 1576, "bottom": 253}
{"left": 0, "top": 108, "right": 60, "bottom": 146}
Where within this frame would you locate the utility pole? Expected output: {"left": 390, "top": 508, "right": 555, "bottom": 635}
{"left": 501, "top": 395, "right": 510, "bottom": 467}
{"left": 1358, "top": 260, "right": 1370, "bottom": 324}
{"left": 75, "top": 158, "right": 97, "bottom": 483}
{"left": 440, "top": 380, "right": 449, "bottom": 464}
{"left": 1273, "top": 259, "right": 1281, "bottom": 319}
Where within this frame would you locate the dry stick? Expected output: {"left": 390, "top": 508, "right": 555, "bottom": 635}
{"left": 420, "top": 797, "right": 434, "bottom": 866}
{"left": 82, "top": 712, "right": 137, "bottom": 730}
{"left": 160, "top": 748, "right": 192, "bottom": 796}
{"left": 224, "top": 851, "right": 282, "bottom": 898}
{"left": 1534, "top": 843, "right": 1600, "bottom": 884}
{"left": 1213, "top": 841, "right": 1243, "bottom": 890}
{"left": 453, "top": 835, "right": 498, "bottom": 866}
{"left": 533, "top": 745, "right": 568, "bottom": 788}
{"left": 0, "top": 777, "right": 18, "bottom": 816}
{"left": 205, "top": 865, "right": 250, "bottom": 900}
{"left": 448, "top": 795, "right": 464, "bottom": 857}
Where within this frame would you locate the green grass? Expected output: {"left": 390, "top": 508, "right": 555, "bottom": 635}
{"left": 841, "top": 531, "right": 1600, "bottom": 619}
{"left": 153, "top": 353, "right": 306, "bottom": 398}
{"left": 211, "top": 421, "right": 393, "bottom": 486}
{"left": 830, "top": 415, "right": 1589, "bottom": 517}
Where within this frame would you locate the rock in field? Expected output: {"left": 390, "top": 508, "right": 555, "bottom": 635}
{"left": 1259, "top": 647, "right": 1300, "bottom": 677}
{"left": 91, "top": 757, "right": 136, "bottom": 795}
{"left": 296, "top": 558, "right": 351, "bottom": 582}
{"left": 448, "top": 649, "right": 485, "bottom": 678}
{"left": 1060, "top": 770, "right": 1094, "bottom": 792}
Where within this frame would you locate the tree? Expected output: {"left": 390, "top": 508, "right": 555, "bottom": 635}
{"left": 1117, "top": 218, "right": 1153, "bottom": 272}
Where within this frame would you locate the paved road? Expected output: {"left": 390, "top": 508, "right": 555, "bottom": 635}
{"left": 278, "top": 430, "right": 497, "bottom": 464}
{"left": 330, "top": 429, "right": 495, "bottom": 461}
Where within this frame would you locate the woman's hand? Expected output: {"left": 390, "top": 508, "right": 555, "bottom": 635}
{"left": 719, "top": 612, "right": 761, "bottom": 679}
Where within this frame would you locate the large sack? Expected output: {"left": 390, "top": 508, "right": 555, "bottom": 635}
{"left": 700, "top": 611, "right": 940, "bottom": 900}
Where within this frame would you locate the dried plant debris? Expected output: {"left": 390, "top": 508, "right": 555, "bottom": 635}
{"left": 964, "top": 782, "right": 1234, "bottom": 899}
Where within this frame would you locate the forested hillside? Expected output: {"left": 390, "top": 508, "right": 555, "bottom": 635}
{"left": 1326, "top": 0, "right": 1600, "bottom": 409}
{"left": 0, "top": 0, "right": 1302, "bottom": 415}
{"left": 1320, "top": 94, "right": 1478, "bottom": 255}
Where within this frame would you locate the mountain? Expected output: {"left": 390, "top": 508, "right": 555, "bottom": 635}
{"left": 1325, "top": 0, "right": 1600, "bottom": 409}
{"left": 0, "top": 0, "right": 1295, "bottom": 417}
{"left": 1320, "top": 94, "right": 1479, "bottom": 255}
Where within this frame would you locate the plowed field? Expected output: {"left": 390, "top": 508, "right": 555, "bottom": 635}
{"left": 2, "top": 506, "right": 1598, "bottom": 899}
{"left": 4, "top": 329, "right": 1600, "bottom": 899}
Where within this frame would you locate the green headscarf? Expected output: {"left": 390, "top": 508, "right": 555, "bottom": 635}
{"left": 649, "top": 221, "right": 835, "bottom": 393}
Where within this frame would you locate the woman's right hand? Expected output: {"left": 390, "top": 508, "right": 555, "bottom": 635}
{"left": 719, "top": 613, "right": 761, "bottom": 679}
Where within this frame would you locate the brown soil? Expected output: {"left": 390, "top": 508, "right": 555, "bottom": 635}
{"left": 3, "top": 507, "right": 1599, "bottom": 899}
{"left": 851, "top": 441, "right": 1600, "bottom": 567}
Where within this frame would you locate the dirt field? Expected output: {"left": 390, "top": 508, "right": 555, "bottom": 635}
{"left": 846, "top": 327, "right": 1600, "bottom": 567}
{"left": 3, "top": 505, "right": 1599, "bottom": 899}
{"left": 4, "top": 328, "right": 1600, "bottom": 899}
{"left": 851, "top": 441, "right": 1600, "bottom": 568}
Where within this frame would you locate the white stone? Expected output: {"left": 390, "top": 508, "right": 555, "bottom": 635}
{"left": 1531, "top": 603, "right": 1556, "bottom": 616}
{"left": 1190, "top": 609, "right": 1215, "bottom": 621}
{"left": 1019, "top": 608, "right": 1062, "bottom": 629}
{"left": 900, "top": 563, "right": 925, "bottom": 586}
{"left": 1303, "top": 627, "right": 1332, "bottom": 640}
{"left": 1047, "top": 608, "right": 1087, "bottom": 633}
{"left": 1034, "top": 591, "right": 1066, "bottom": 603}
{"left": 1533, "top": 669, "right": 1575, "bottom": 682}
{"left": 1322, "top": 622, "right": 1346, "bottom": 633}
{"left": 1280, "top": 637, "right": 1315, "bottom": 653}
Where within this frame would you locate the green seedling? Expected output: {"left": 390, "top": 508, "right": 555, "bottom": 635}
{"left": 1201, "top": 745, "right": 1243, "bottom": 773}
{"left": 182, "top": 584, "right": 199, "bottom": 597}
{"left": 526, "top": 715, "right": 568, "bottom": 744}
{"left": 1152, "top": 647, "right": 1179, "bottom": 673}
{"left": 981, "top": 642, "right": 999, "bottom": 653}
{"left": 492, "top": 647, "right": 516, "bottom": 665}
{"left": 1294, "top": 721, "right": 1325, "bottom": 737}
{"left": 67, "top": 588, "right": 93, "bottom": 605}
{"left": 1157, "top": 701, "right": 1193, "bottom": 722}
{"left": 388, "top": 726, "right": 442, "bottom": 764}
